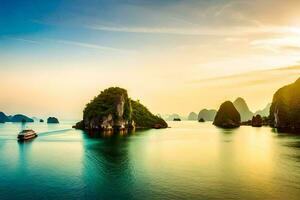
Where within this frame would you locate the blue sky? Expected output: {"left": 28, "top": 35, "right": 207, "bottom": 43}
{"left": 1, "top": 0, "right": 300, "bottom": 119}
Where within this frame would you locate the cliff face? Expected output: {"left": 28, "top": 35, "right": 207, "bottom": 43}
{"left": 213, "top": 101, "right": 241, "bottom": 128}
{"left": 82, "top": 87, "right": 131, "bottom": 131}
{"left": 270, "top": 78, "right": 300, "bottom": 132}
{"left": 76, "top": 87, "right": 167, "bottom": 132}
{"left": 198, "top": 109, "right": 216, "bottom": 121}
{"left": 233, "top": 97, "right": 253, "bottom": 122}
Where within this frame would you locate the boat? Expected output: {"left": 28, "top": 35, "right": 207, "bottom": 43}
{"left": 18, "top": 129, "right": 37, "bottom": 141}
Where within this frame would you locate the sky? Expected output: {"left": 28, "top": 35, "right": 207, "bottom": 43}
{"left": 1, "top": 0, "right": 300, "bottom": 120}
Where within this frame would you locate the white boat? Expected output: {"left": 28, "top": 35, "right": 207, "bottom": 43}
{"left": 18, "top": 129, "right": 37, "bottom": 141}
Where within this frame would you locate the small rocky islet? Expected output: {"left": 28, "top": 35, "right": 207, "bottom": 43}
{"left": 74, "top": 87, "right": 168, "bottom": 134}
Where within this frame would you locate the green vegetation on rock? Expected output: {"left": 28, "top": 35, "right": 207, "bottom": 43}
{"left": 131, "top": 100, "right": 167, "bottom": 129}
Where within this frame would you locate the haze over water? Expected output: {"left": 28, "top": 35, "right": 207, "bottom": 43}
{"left": 0, "top": 121, "right": 299, "bottom": 200}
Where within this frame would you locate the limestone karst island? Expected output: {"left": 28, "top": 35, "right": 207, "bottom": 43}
{"left": 74, "top": 87, "right": 168, "bottom": 133}
{"left": 1, "top": 0, "right": 300, "bottom": 200}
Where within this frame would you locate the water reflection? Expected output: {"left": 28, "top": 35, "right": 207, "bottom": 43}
{"left": 82, "top": 132, "right": 135, "bottom": 199}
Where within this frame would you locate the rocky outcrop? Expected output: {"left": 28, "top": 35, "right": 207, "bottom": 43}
{"left": 188, "top": 112, "right": 198, "bottom": 121}
{"left": 270, "top": 78, "right": 300, "bottom": 132}
{"left": 213, "top": 101, "right": 241, "bottom": 128}
{"left": 198, "top": 109, "right": 217, "bottom": 121}
{"left": 251, "top": 115, "right": 263, "bottom": 127}
{"left": 74, "top": 87, "right": 167, "bottom": 133}
{"left": 233, "top": 97, "right": 253, "bottom": 122}
{"left": 47, "top": 117, "right": 59, "bottom": 124}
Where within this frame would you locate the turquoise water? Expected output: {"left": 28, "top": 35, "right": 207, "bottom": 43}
{"left": 0, "top": 121, "right": 299, "bottom": 199}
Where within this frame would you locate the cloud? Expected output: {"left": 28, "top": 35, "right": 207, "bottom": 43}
{"left": 46, "top": 39, "right": 132, "bottom": 53}
{"left": 189, "top": 65, "right": 300, "bottom": 84}
{"left": 87, "top": 23, "right": 300, "bottom": 37}
{"left": 4, "top": 36, "right": 133, "bottom": 53}
{"left": 250, "top": 35, "right": 300, "bottom": 53}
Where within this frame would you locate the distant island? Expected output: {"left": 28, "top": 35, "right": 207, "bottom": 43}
{"left": 165, "top": 113, "right": 183, "bottom": 121}
{"left": 233, "top": 97, "right": 253, "bottom": 122}
{"left": 187, "top": 112, "right": 198, "bottom": 121}
{"left": 74, "top": 87, "right": 168, "bottom": 133}
{"left": 198, "top": 109, "right": 217, "bottom": 121}
{"left": 0, "top": 112, "right": 33, "bottom": 123}
{"left": 0, "top": 112, "right": 58, "bottom": 124}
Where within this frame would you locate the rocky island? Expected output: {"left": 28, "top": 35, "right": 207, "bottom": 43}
{"left": 47, "top": 117, "right": 59, "bottom": 124}
{"left": 213, "top": 101, "right": 241, "bottom": 128}
{"left": 74, "top": 87, "right": 167, "bottom": 133}
{"left": 269, "top": 78, "right": 300, "bottom": 132}
{"left": 233, "top": 97, "right": 253, "bottom": 122}
{"left": 198, "top": 109, "right": 216, "bottom": 121}
{"left": 188, "top": 112, "right": 198, "bottom": 121}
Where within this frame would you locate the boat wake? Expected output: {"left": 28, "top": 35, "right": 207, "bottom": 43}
{"left": 37, "top": 129, "right": 73, "bottom": 137}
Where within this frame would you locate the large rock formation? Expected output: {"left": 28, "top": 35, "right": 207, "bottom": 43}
{"left": 187, "top": 112, "right": 198, "bottom": 121}
{"left": 213, "top": 101, "right": 241, "bottom": 128}
{"left": 198, "top": 109, "right": 217, "bottom": 121}
{"left": 233, "top": 97, "right": 253, "bottom": 122}
{"left": 254, "top": 103, "right": 271, "bottom": 117}
{"left": 47, "top": 117, "right": 59, "bottom": 124}
{"left": 74, "top": 87, "right": 167, "bottom": 132}
{"left": 11, "top": 114, "right": 34, "bottom": 123}
{"left": 270, "top": 78, "right": 300, "bottom": 132}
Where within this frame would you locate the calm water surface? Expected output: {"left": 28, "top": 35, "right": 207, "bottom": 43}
{"left": 0, "top": 121, "right": 299, "bottom": 199}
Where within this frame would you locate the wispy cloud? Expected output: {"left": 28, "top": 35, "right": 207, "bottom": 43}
{"left": 87, "top": 24, "right": 300, "bottom": 37}
{"left": 189, "top": 65, "right": 300, "bottom": 84}
{"left": 250, "top": 36, "right": 300, "bottom": 53}
{"left": 4, "top": 36, "right": 133, "bottom": 53}
{"left": 5, "top": 37, "right": 41, "bottom": 45}
{"left": 46, "top": 39, "right": 131, "bottom": 53}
